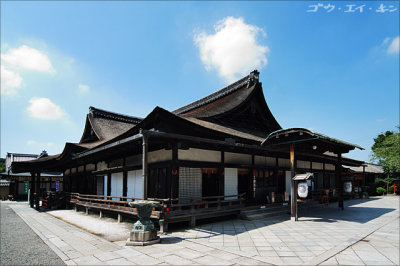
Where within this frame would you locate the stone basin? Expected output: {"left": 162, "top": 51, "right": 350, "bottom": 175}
{"left": 126, "top": 200, "right": 161, "bottom": 246}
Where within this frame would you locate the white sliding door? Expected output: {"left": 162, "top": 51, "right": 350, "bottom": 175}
{"left": 179, "top": 167, "right": 202, "bottom": 203}
{"left": 224, "top": 168, "right": 238, "bottom": 199}
{"left": 127, "top": 170, "right": 143, "bottom": 200}
{"left": 111, "top": 172, "right": 123, "bottom": 200}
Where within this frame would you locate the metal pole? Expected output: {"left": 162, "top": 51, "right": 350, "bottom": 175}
{"left": 290, "top": 144, "right": 297, "bottom": 221}
{"left": 141, "top": 129, "right": 148, "bottom": 200}
{"left": 336, "top": 153, "right": 344, "bottom": 210}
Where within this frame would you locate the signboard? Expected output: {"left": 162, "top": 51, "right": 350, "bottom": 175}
{"left": 55, "top": 181, "right": 59, "bottom": 192}
{"left": 24, "top": 181, "right": 29, "bottom": 194}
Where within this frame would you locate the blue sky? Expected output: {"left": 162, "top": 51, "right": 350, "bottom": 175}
{"left": 1, "top": 1, "right": 399, "bottom": 162}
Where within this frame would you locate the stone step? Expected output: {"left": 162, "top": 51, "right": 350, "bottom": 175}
{"left": 240, "top": 201, "right": 322, "bottom": 220}
{"left": 241, "top": 204, "right": 289, "bottom": 215}
{"left": 240, "top": 208, "right": 290, "bottom": 220}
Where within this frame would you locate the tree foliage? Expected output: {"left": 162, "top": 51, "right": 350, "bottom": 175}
{"left": 0, "top": 158, "right": 5, "bottom": 172}
{"left": 371, "top": 128, "right": 400, "bottom": 175}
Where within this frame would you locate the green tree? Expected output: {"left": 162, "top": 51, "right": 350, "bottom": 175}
{"left": 376, "top": 177, "right": 395, "bottom": 195}
{"left": 371, "top": 128, "right": 400, "bottom": 176}
{"left": 0, "top": 158, "right": 5, "bottom": 172}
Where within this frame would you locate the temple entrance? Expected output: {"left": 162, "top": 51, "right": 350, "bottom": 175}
{"left": 238, "top": 168, "right": 251, "bottom": 200}
{"left": 202, "top": 168, "right": 222, "bottom": 197}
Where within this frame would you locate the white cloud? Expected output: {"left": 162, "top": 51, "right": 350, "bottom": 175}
{"left": 27, "top": 140, "right": 54, "bottom": 148}
{"left": 27, "top": 140, "right": 37, "bottom": 145}
{"left": 387, "top": 36, "right": 399, "bottom": 54}
{"left": 1, "top": 65, "right": 22, "bottom": 95}
{"left": 78, "top": 84, "right": 90, "bottom": 94}
{"left": 1, "top": 45, "right": 54, "bottom": 73}
{"left": 27, "top": 97, "right": 63, "bottom": 120}
{"left": 194, "top": 17, "right": 269, "bottom": 83}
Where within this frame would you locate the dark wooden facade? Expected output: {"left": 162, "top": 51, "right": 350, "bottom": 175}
{"left": 12, "top": 70, "right": 364, "bottom": 224}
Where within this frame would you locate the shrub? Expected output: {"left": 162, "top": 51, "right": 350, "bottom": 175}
{"left": 376, "top": 187, "right": 386, "bottom": 195}
{"left": 388, "top": 185, "right": 394, "bottom": 194}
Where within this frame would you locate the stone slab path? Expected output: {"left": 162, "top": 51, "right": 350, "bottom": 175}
{"left": 7, "top": 196, "right": 399, "bottom": 265}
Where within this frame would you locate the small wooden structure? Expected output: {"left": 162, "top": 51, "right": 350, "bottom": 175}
{"left": 67, "top": 192, "right": 244, "bottom": 229}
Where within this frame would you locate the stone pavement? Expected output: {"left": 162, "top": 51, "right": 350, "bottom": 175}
{"left": 8, "top": 196, "right": 399, "bottom": 265}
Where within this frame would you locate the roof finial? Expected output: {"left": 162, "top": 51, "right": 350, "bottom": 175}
{"left": 39, "top": 150, "right": 48, "bottom": 158}
{"left": 247, "top": 70, "right": 259, "bottom": 88}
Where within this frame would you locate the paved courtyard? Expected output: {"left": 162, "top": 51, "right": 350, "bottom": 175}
{"left": 2, "top": 196, "right": 399, "bottom": 265}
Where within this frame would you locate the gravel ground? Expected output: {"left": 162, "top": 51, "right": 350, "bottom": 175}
{"left": 47, "top": 209, "right": 132, "bottom": 242}
{"left": 0, "top": 201, "right": 65, "bottom": 265}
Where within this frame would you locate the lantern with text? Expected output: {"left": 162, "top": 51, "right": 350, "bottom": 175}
{"left": 297, "top": 182, "right": 308, "bottom": 198}
{"left": 344, "top": 181, "right": 352, "bottom": 193}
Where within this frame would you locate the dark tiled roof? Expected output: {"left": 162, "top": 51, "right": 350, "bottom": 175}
{"left": 184, "top": 117, "right": 265, "bottom": 142}
{"left": 173, "top": 70, "right": 259, "bottom": 115}
{"left": 262, "top": 128, "right": 364, "bottom": 150}
{"left": 89, "top": 106, "right": 143, "bottom": 124}
{"left": 344, "top": 163, "right": 384, "bottom": 174}
{"left": 89, "top": 115, "right": 136, "bottom": 142}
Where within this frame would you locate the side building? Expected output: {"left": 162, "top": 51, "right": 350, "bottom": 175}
{"left": 0, "top": 151, "right": 62, "bottom": 200}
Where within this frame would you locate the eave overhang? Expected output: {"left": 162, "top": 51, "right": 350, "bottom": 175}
{"left": 261, "top": 128, "right": 364, "bottom": 155}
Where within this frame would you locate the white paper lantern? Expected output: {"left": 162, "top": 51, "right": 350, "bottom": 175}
{"left": 298, "top": 182, "right": 308, "bottom": 198}
{"left": 344, "top": 181, "right": 352, "bottom": 193}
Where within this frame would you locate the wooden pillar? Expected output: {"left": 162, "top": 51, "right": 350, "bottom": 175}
{"left": 107, "top": 173, "right": 111, "bottom": 196}
{"left": 30, "top": 172, "right": 35, "bottom": 208}
{"left": 290, "top": 144, "right": 298, "bottom": 221}
{"left": 362, "top": 165, "right": 366, "bottom": 187}
{"left": 336, "top": 153, "right": 344, "bottom": 210}
{"left": 69, "top": 169, "right": 72, "bottom": 192}
{"left": 35, "top": 172, "right": 41, "bottom": 210}
{"left": 141, "top": 130, "right": 148, "bottom": 199}
{"left": 190, "top": 216, "right": 196, "bottom": 227}
{"left": 171, "top": 142, "right": 178, "bottom": 199}
{"left": 123, "top": 171, "right": 127, "bottom": 200}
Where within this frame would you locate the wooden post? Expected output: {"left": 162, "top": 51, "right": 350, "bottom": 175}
{"left": 171, "top": 142, "right": 178, "bottom": 199}
{"left": 362, "top": 165, "right": 366, "bottom": 187}
{"left": 35, "top": 172, "right": 40, "bottom": 210}
{"left": 30, "top": 172, "right": 35, "bottom": 208}
{"left": 290, "top": 144, "right": 297, "bottom": 221}
{"left": 141, "top": 130, "right": 148, "bottom": 200}
{"left": 14, "top": 177, "right": 18, "bottom": 199}
{"left": 123, "top": 171, "right": 127, "bottom": 200}
{"left": 190, "top": 216, "right": 196, "bottom": 227}
{"left": 107, "top": 173, "right": 111, "bottom": 196}
{"left": 336, "top": 153, "right": 344, "bottom": 210}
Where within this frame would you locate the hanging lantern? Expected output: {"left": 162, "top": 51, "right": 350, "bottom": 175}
{"left": 297, "top": 182, "right": 308, "bottom": 198}
{"left": 344, "top": 181, "right": 352, "bottom": 193}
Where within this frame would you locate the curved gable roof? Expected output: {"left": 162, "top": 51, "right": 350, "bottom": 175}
{"left": 174, "top": 70, "right": 281, "bottom": 138}
{"left": 80, "top": 106, "right": 142, "bottom": 143}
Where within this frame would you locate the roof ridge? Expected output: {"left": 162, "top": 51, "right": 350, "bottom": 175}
{"left": 173, "top": 70, "right": 259, "bottom": 115}
{"left": 89, "top": 106, "right": 143, "bottom": 124}
{"left": 7, "top": 153, "right": 39, "bottom": 157}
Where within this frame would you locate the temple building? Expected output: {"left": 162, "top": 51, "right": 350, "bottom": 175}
{"left": 12, "top": 70, "right": 364, "bottom": 225}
